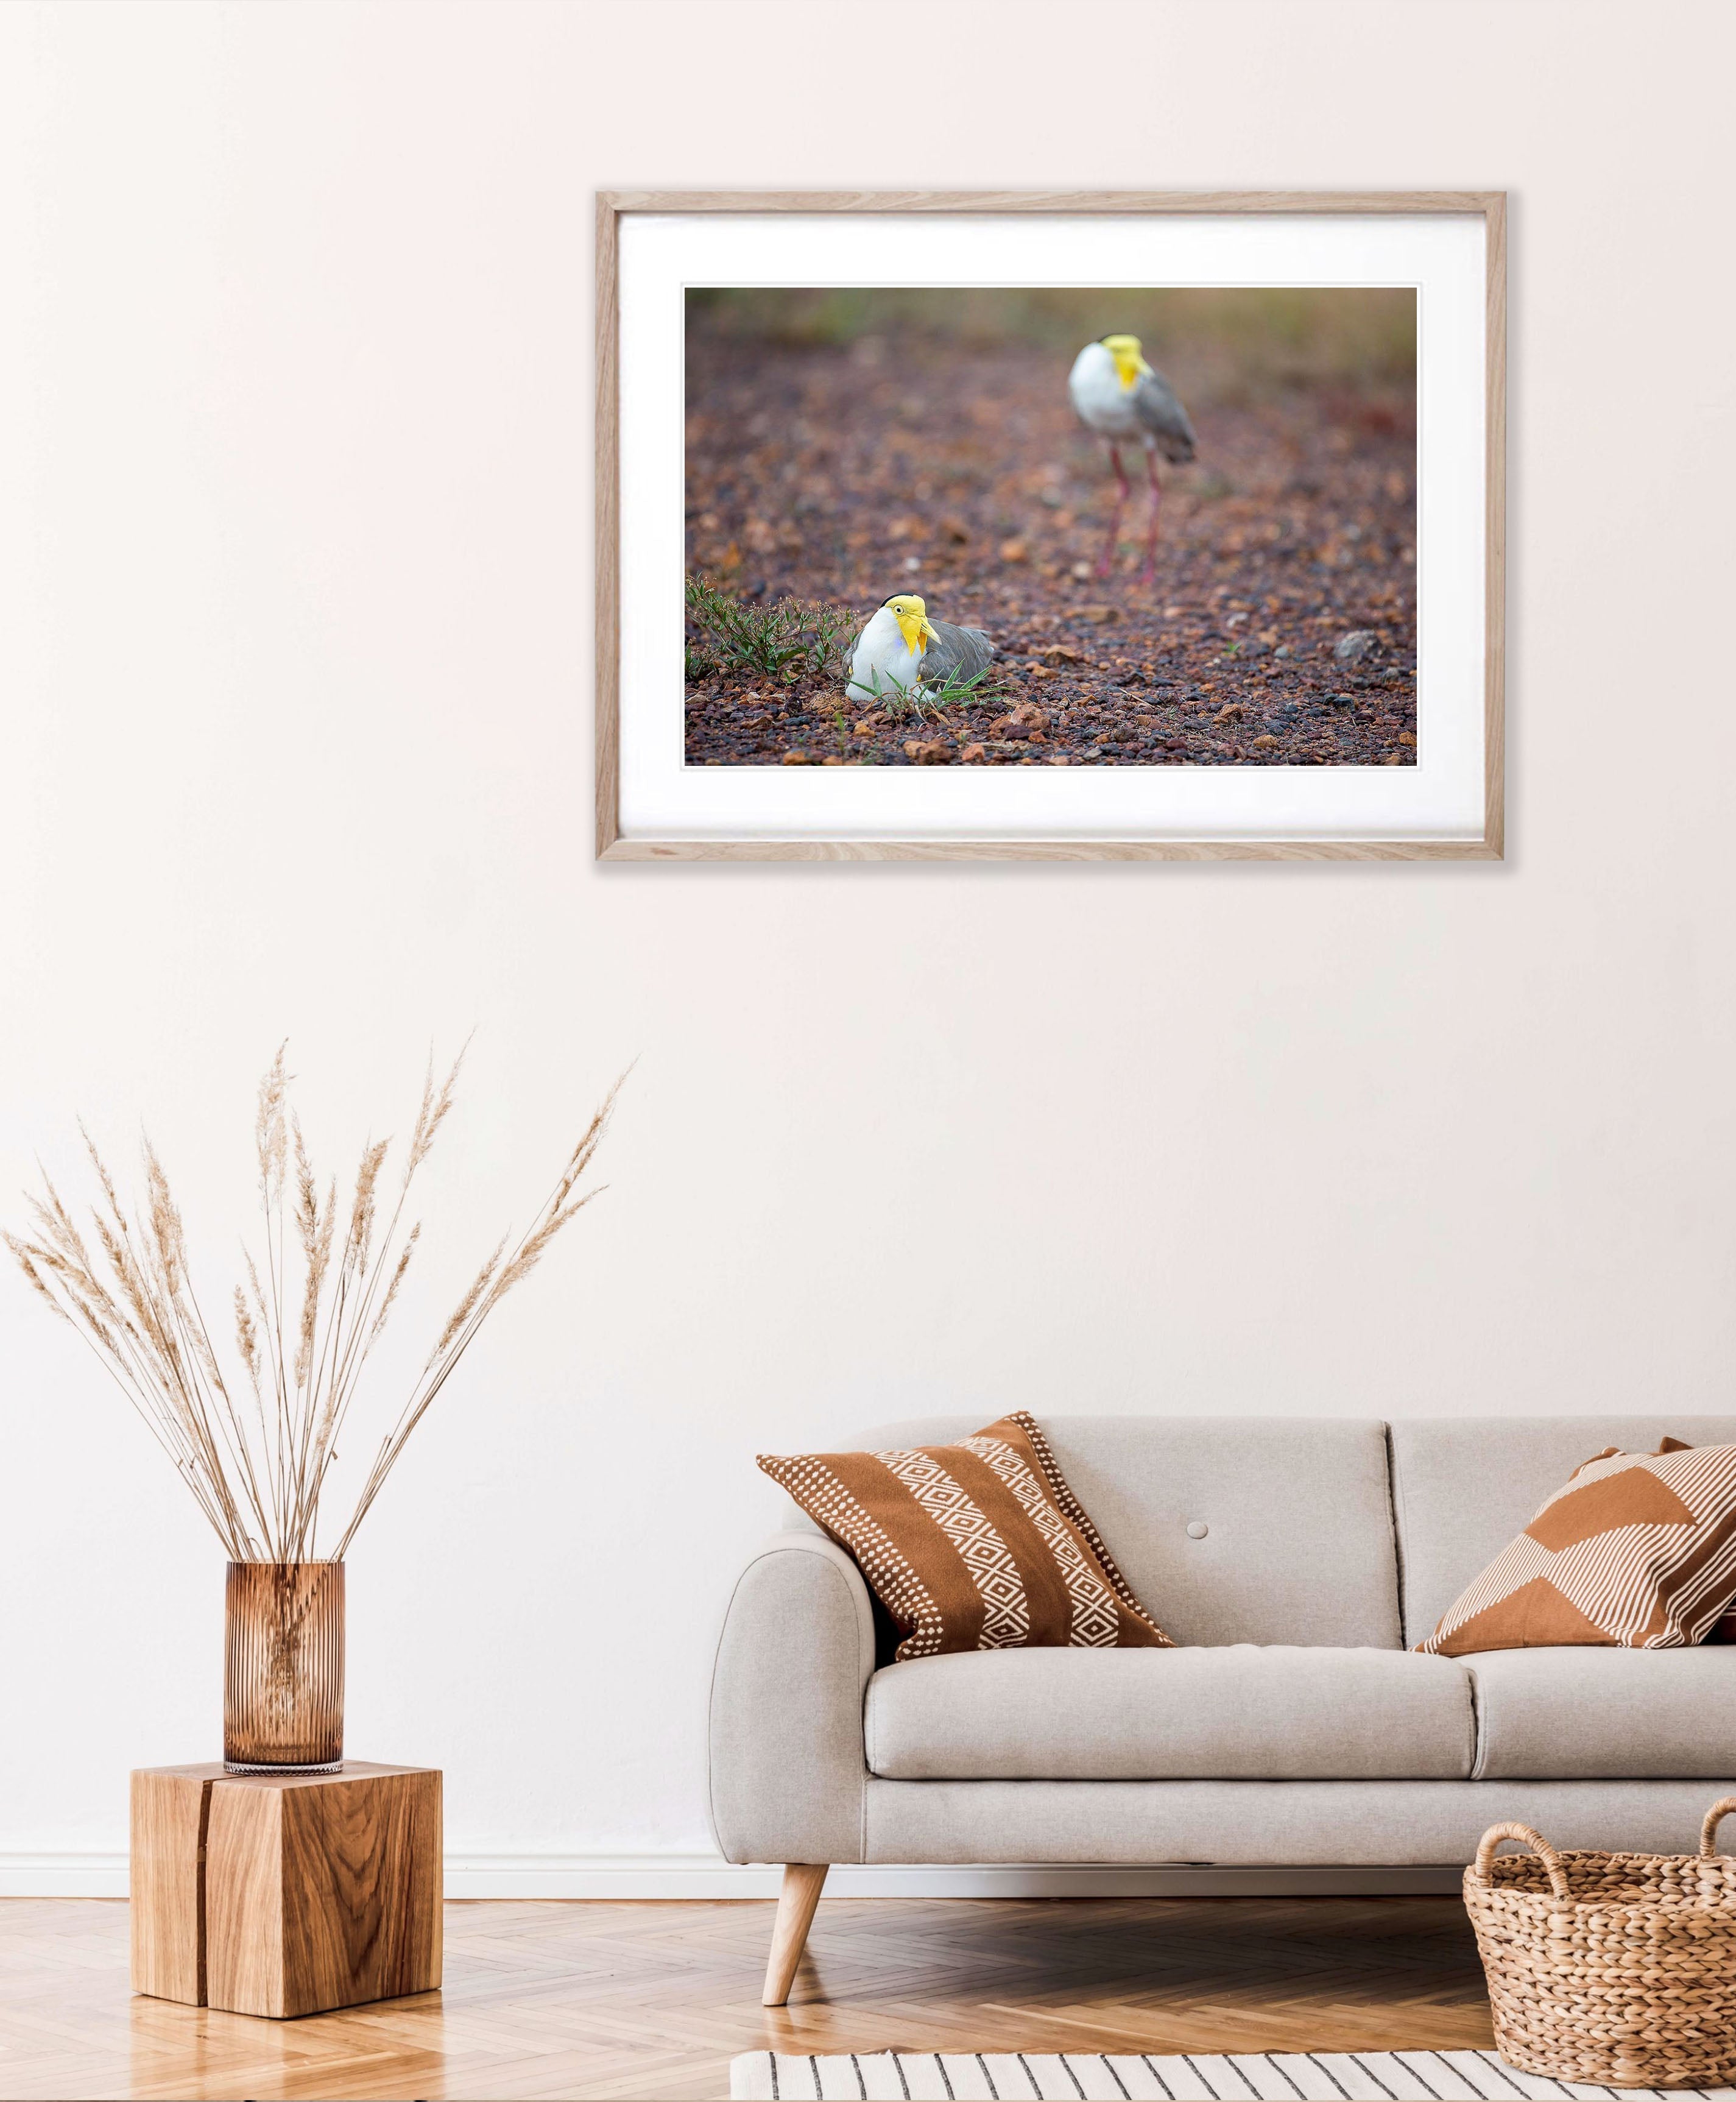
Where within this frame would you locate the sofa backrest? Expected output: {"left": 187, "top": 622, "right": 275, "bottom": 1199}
{"left": 855, "top": 1414, "right": 1402, "bottom": 1648}
{"left": 1390, "top": 1415, "right": 1736, "bottom": 1647}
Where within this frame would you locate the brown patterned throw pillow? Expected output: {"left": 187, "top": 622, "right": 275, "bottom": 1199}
{"left": 1417, "top": 1437, "right": 1736, "bottom": 1655}
{"left": 1643, "top": 1438, "right": 1736, "bottom": 1643}
{"left": 758, "top": 1410, "right": 1172, "bottom": 1660}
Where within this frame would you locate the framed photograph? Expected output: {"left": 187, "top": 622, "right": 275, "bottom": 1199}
{"left": 596, "top": 191, "right": 1505, "bottom": 863}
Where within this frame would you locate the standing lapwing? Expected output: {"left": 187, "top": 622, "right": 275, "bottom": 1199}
{"left": 1068, "top": 334, "right": 1197, "bottom": 582}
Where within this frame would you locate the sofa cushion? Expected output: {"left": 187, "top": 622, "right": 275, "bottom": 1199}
{"left": 863, "top": 1646, "right": 1475, "bottom": 1780}
{"left": 758, "top": 1413, "right": 1172, "bottom": 1661}
{"left": 1469, "top": 1645, "right": 1736, "bottom": 1778}
{"left": 1418, "top": 1438, "right": 1736, "bottom": 1654}
{"left": 854, "top": 1416, "right": 1402, "bottom": 1647}
{"left": 1651, "top": 1439, "right": 1736, "bottom": 1641}
{"left": 1389, "top": 1416, "right": 1736, "bottom": 1647}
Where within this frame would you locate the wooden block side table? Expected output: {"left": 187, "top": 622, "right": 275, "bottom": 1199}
{"left": 131, "top": 1761, "right": 442, "bottom": 2019}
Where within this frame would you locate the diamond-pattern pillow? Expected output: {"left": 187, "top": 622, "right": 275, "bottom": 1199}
{"left": 1417, "top": 1437, "right": 1736, "bottom": 1655}
{"left": 758, "top": 1410, "right": 1172, "bottom": 1661}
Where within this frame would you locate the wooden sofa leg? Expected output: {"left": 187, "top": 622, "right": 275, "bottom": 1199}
{"left": 762, "top": 1863, "right": 829, "bottom": 2006}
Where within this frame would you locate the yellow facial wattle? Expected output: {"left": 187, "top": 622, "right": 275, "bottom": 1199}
{"left": 891, "top": 598, "right": 937, "bottom": 658}
{"left": 1103, "top": 333, "right": 1146, "bottom": 391}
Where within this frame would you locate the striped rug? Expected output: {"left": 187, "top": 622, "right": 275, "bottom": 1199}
{"left": 729, "top": 2049, "right": 1736, "bottom": 2100}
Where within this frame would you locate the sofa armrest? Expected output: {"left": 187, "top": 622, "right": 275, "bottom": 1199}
{"left": 708, "top": 1532, "right": 874, "bottom": 1865}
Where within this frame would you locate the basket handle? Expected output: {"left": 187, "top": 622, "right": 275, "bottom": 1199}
{"left": 1699, "top": 1797, "right": 1736, "bottom": 1858}
{"left": 1473, "top": 1822, "right": 1572, "bottom": 1903}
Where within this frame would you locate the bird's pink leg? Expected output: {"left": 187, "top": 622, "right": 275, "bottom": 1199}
{"left": 1137, "top": 445, "right": 1163, "bottom": 584}
{"left": 1095, "top": 445, "right": 1130, "bottom": 577}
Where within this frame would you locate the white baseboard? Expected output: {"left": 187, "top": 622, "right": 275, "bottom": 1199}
{"left": 0, "top": 1854, "right": 133, "bottom": 1898}
{"left": 443, "top": 1858, "right": 1466, "bottom": 1899}
{"left": 0, "top": 1852, "right": 1463, "bottom": 1900}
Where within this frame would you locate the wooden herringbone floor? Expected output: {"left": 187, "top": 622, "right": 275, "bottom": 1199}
{"left": 0, "top": 1895, "right": 1494, "bottom": 2101}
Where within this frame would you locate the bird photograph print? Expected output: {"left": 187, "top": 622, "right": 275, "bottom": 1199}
{"left": 683, "top": 288, "right": 1417, "bottom": 769}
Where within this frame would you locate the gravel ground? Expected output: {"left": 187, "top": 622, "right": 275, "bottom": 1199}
{"left": 684, "top": 332, "right": 1417, "bottom": 768}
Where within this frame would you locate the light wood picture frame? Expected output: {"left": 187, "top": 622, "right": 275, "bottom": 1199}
{"left": 596, "top": 191, "right": 1505, "bottom": 863}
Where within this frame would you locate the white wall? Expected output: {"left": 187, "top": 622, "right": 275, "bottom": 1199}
{"left": 3, "top": 0, "right": 1734, "bottom": 1894}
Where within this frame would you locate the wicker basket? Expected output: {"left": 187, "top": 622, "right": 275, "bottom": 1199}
{"left": 1466, "top": 1797, "right": 1736, "bottom": 2090}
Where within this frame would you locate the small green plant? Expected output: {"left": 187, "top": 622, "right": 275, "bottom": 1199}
{"left": 928, "top": 666, "right": 1006, "bottom": 710}
{"left": 846, "top": 664, "right": 1005, "bottom": 723}
{"left": 685, "top": 573, "right": 848, "bottom": 686}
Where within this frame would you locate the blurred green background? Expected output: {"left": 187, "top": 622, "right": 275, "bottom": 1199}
{"left": 686, "top": 288, "right": 1416, "bottom": 404}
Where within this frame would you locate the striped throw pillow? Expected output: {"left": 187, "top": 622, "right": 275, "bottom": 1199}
{"left": 1417, "top": 1437, "right": 1736, "bottom": 1655}
{"left": 1646, "top": 1437, "right": 1736, "bottom": 1643}
{"left": 758, "top": 1410, "right": 1172, "bottom": 1660}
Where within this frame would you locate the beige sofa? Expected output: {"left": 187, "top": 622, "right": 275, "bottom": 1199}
{"left": 709, "top": 1414, "right": 1736, "bottom": 2002}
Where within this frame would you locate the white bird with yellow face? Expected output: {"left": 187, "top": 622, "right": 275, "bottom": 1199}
{"left": 1068, "top": 333, "right": 1197, "bottom": 582}
{"left": 845, "top": 594, "right": 994, "bottom": 703}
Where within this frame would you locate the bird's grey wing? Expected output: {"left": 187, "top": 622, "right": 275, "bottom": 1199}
{"left": 1134, "top": 369, "right": 1198, "bottom": 462}
{"left": 841, "top": 621, "right": 868, "bottom": 677}
{"left": 923, "top": 621, "right": 995, "bottom": 684}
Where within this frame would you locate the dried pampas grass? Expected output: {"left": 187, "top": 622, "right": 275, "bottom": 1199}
{"left": 6, "top": 1046, "right": 620, "bottom": 1561}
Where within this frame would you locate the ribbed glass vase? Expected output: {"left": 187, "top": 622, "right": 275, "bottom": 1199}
{"left": 223, "top": 1561, "right": 345, "bottom": 1773}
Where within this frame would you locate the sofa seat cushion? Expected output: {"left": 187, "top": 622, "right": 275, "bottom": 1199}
{"left": 864, "top": 1646, "right": 1475, "bottom": 1781}
{"left": 1469, "top": 1645, "right": 1736, "bottom": 1777}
